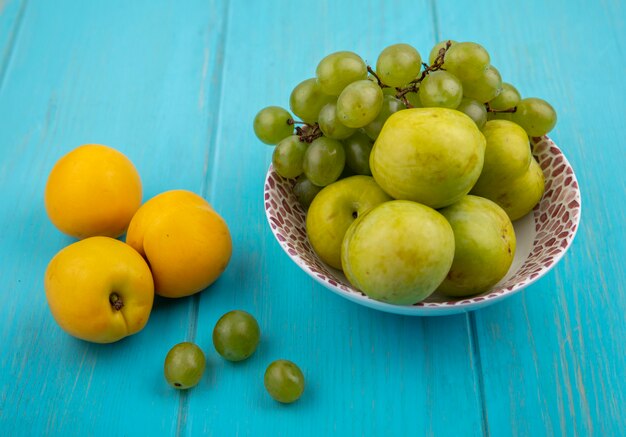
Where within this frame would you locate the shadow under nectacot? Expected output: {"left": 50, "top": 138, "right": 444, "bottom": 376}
{"left": 150, "top": 294, "right": 195, "bottom": 315}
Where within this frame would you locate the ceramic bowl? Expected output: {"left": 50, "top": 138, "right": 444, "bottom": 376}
{"left": 264, "top": 136, "right": 581, "bottom": 316}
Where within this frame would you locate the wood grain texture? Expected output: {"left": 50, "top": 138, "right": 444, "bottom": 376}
{"left": 186, "top": 1, "right": 484, "bottom": 435}
{"left": 0, "top": 0, "right": 624, "bottom": 435}
{"left": 0, "top": 0, "right": 25, "bottom": 87}
{"left": 434, "top": 0, "right": 626, "bottom": 435}
{"left": 0, "top": 0, "right": 226, "bottom": 434}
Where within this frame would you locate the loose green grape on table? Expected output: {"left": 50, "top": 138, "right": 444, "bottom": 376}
{"left": 164, "top": 342, "right": 206, "bottom": 389}
{"left": 264, "top": 359, "right": 305, "bottom": 404}
{"left": 213, "top": 310, "right": 261, "bottom": 362}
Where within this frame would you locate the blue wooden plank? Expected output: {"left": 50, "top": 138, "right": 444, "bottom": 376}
{"left": 434, "top": 0, "right": 626, "bottom": 435}
{"left": 0, "top": 0, "right": 227, "bottom": 434}
{"left": 1, "top": 0, "right": 622, "bottom": 435}
{"left": 185, "top": 0, "right": 485, "bottom": 435}
{"left": 0, "top": 0, "right": 26, "bottom": 84}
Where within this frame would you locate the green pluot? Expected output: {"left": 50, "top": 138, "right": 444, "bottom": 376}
{"left": 341, "top": 200, "right": 455, "bottom": 305}
{"left": 370, "top": 108, "right": 486, "bottom": 209}
{"left": 437, "top": 195, "right": 516, "bottom": 297}
{"left": 470, "top": 120, "right": 545, "bottom": 221}
{"left": 470, "top": 120, "right": 532, "bottom": 192}
{"left": 306, "top": 176, "right": 391, "bottom": 269}
{"left": 479, "top": 158, "right": 545, "bottom": 221}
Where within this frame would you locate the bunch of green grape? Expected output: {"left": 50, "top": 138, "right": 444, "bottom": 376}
{"left": 253, "top": 41, "right": 557, "bottom": 209}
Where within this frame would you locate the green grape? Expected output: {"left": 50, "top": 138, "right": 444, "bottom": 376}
{"left": 488, "top": 82, "right": 521, "bottom": 110}
{"left": 164, "top": 342, "right": 206, "bottom": 389}
{"left": 419, "top": 70, "right": 463, "bottom": 109}
{"left": 303, "top": 137, "right": 346, "bottom": 186}
{"left": 462, "top": 65, "right": 502, "bottom": 103}
{"left": 318, "top": 103, "right": 356, "bottom": 139}
{"left": 362, "top": 95, "right": 406, "bottom": 140}
{"left": 212, "top": 310, "right": 260, "bottom": 362}
{"left": 444, "top": 42, "right": 490, "bottom": 81}
{"left": 289, "top": 78, "right": 335, "bottom": 123}
{"left": 428, "top": 40, "right": 456, "bottom": 65}
{"left": 406, "top": 91, "right": 422, "bottom": 108}
{"left": 375, "top": 43, "right": 422, "bottom": 87}
{"left": 253, "top": 106, "right": 294, "bottom": 145}
{"left": 316, "top": 51, "right": 367, "bottom": 96}
{"left": 339, "top": 163, "right": 357, "bottom": 179}
{"left": 264, "top": 359, "right": 305, "bottom": 404}
{"left": 456, "top": 97, "right": 487, "bottom": 129}
{"left": 272, "top": 135, "right": 308, "bottom": 179}
{"left": 336, "top": 80, "right": 384, "bottom": 128}
{"left": 382, "top": 86, "right": 397, "bottom": 96}
{"left": 511, "top": 97, "right": 557, "bottom": 136}
{"left": 293, "top": 175, "right": 323, "bottom": 209}
{"left": 343, "top": 131, "right": 373, "bottom": 175}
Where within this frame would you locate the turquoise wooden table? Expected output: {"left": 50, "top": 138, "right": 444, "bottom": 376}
{"left": 1, "top": 0, "right": 624, "bottom": 435}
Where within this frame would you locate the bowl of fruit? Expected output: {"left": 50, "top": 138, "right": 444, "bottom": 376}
{"left": 257, "top": 41, "right": 581, "bottom": 315}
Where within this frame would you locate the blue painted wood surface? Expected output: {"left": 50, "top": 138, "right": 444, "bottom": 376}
{"left": 0, "top": 0, "right": 624, "bottom": 435}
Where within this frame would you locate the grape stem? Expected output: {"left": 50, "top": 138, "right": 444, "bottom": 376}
{"left": 485, "top": 103, "right": 518, "bottom": 113}
{"left": 398, "top": 42, "right": 451, "bottom": 102}
{"left": 409, "top": 40, "right": 451, "bottom": 85}
{"left": 367, "top": 66, "right": 389, "bottom": 88}
{"left": 295, "top": 122, "right": 323, "bottom": 143}
{"left": 369, "top": 40, "right": 453, "bottom": 108}
{"left": 290, "top": 42, "right": 456, "bottom": 139}
{"left": 287, "top": 118, "right": 322, "bottom": 142}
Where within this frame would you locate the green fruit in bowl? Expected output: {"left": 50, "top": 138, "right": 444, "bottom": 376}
{"left": 306, "top": 176, "right": 391, "bottom": 270}
{"left": 511, "top": 97, "right": 557, "bottom": 137}
{"left": 476, "top": 158, "right": 545, "bottom": 221}
{"left": 436, "top": 195, "right": 516, "bottom": 297}
{"left": 343, "top": 131, "right": 374, "bottom": 176}
{"left": 292, "top": 175, "right": 322, "bottom": 210}
{"left": 370, "top": 108, "right": 485, "bottom": 209}
{"left": 471, "top": 120, "right": 532, "bottom": 192}
{"left": 341, "top": 200, "right": 455, "bottom": 305}
{"left": 362, "top": 95, "right": 405, "bottom": 140}
{"left": 470, "top": 119, "right": 545, "bottom": 221}
{"left": 302, "top": 136, "right": 346, "bottom": 187}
